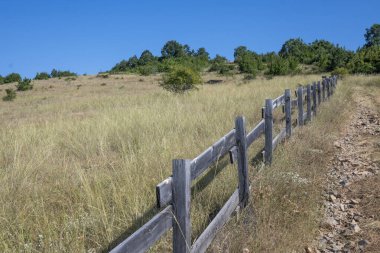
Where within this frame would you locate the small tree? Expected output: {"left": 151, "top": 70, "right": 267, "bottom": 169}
{"left": 16, "top": 78, "right": 33, "bottom": 91}
{"left": 4, "top": 73, "right": 22, "bottom": 83}
{"left": 50, "top": 69, "right": 77, "bottom": 78}
{"left": 161, "top": 66, "right": 202, "bottom": 93}
{"left": 3, "top": 88, "right": 16, "bottom": 101}
{"left": 267, "top": 54, "right": 290, "bottom": 75}
{"left": 237, "top": 53, "right": 259, "bottom": 76}
{"left": 209, "top": 55, "right": 234, "bottom": 75}
{"left": 364, "top": 24, "right": 380, "bottom": 48}
{"left": 331, "top": 67, "right": 349, "bottom": 78}
{"left": 127, "top": 55, "right": 139, "bottom": 68}
{"left": 34, "top": 72, "right": 50, "bottom": 80}
{"left": 138, "top": 64, "right": 158, "bottom": 76}
{"left": 139, "top": 50, "right": 156, "bottom": 65}
{"left": 195, "top": 47, "right": 210, "bottom": 62}
{"left": 161, "top": 40, "right": 186, "bottom": 58}
{"left": 234, "top": 46, "right": 263, "bottom": 76}
{"left": 279, "top": 38, "right": 311, "bottom": 63}
{"left": 347, "top": 45, "right": 380, "bottom": 74}
{"left": 234, "top": 46, "right": 248, "bottom": 62}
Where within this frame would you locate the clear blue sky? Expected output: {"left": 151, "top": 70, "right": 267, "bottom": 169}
{"left": 0, "top": 0, "right": 379, "bottom": 78}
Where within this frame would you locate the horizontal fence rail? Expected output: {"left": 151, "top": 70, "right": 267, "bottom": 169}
{"left": 110, "top": 76, "right": 338, "bottom": 253}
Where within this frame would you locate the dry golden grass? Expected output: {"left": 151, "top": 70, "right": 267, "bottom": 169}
{"left": 0, "top": 73, "right": 375, "bottom": 252}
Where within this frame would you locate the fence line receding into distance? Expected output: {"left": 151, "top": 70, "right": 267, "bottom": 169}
{"left": 110, "top": 76, "right": 338, "bottom": 253}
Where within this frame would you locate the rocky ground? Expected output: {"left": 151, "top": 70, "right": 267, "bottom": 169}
{"left": 308, "top": 90, "right": 380, "bottom": 253}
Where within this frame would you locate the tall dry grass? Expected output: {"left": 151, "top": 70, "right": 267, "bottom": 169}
{"left": 0, "top": 73, "right": 369, "bottom": 252}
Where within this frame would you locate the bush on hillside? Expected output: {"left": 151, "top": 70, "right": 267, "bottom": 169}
{"left": 243, "top": 74, "right": 256, "bottom": 80}
{"left": 16, "top": 78, "right": 33, "bottom": 91}
{"left": 138, "top": 65, "right": 159, "bottom": 76}
{"left": 349, "top": 45, "right": 380, "bottom": 73}
{"left": 161, "top": 66, "right": 202, "bottom": 93}
{"left": 64, "top": 77, "right": 76, "bottom": 81}
{"left": 34, "top": 72, "right": 50, "bottom": 80}
{"left": 97, "top": 73, "right": 109, "bottom": 78}
{"left": 0, "top": 75, "right": 4, "bottom": 84}
{"left": 266, "top": 54, "right": 300, "bottom": 75}
{"left": 331, "top": 67, "right": 349, "bottom": 78}
{"left": 347, "top": 53, "right": 377, "bottom": 74}
{"left": 364, "top": 23, "right": 380, "bottom": 48}
{"left": 139, "top": 50, "right": 156, "bottom": 65}
{"left": 234, "top": 47, "right": 263, "bottom": 76}
{"left": 51, "top": 69, "right": 77, "bottom": 78}
{"left": 4, "top": 73, "right": 22, "bottom": 83}
{"left": 209, "top": 55, "right": 234, "bottom": 75}
{"left": 2, "top": 89, "right": 16, "bottom": 101}
{"left": 161, "top": 40, "right": 188, "bottom": 59}
{"left": 279, "top": 38, "right": 312, "bottom": 64}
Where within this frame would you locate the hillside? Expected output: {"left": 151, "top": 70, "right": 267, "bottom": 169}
{"left": 1, "top": 73, "right": 379, "bottom": 252}
{"left": 0, "top": 73, "right": 322, "bottom": 252}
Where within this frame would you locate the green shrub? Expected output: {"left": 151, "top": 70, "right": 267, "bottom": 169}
{"left": 237, "top": 55, "right": 258, "bottom": 76}
{"left": 266, "top": 55, "right": 299, "bottom": 76}
{"left": 97, "top": 73, "right": 109, "bottom": 78}
{"left": 234, "top": 46, "right": 264, "bottom": 75}
{"left": 139, "top": 50, "right": 156, "bottom": 65}
{"left": 16, "top": 78, "right": 33, "bottom": 91}
{"left": 161, "top": 40, "right": 188, "bottom": 59}
{"left": 3, "top": 88, "right": 16, "bottom": 101}
{"left": 0, "top": 75, "right": 4, "bottom": 84}
{"left": 138, "top": 65, "right": 159, "bottom": 76}
{"left": 34, "top": 72, "right": 50, "bottom": 80}
{"left": 364, "top": 24, "right": 380, "bottom": 48}
{"left": 51, "top": 69, "right": 77, "bottom": 78}
{"left": 161, "top": 67, "right": 202, "bottom": 93}
{"left": 4, "top": 73, "right": 22, "bottom": 83}
{"left": 209, "top": 55, "right": 234, "bottom": 75}
{"left": 244, "top": 74, "right": 256, "bottom": 80}
{"left": 279, "top": 38, "right": 312, "bottom": 64}
{"left": 347, "top": 53, "right": 377, "bottom": 74}
{"left": 331, "top": 67, "right": 349, "bottom": 78}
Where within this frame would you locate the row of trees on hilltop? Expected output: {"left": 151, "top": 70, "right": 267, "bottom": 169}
{"left": 110, "top": 40, "right": 211, "bottom": 76}
{"left": 1, "top": 24, "right": 379, "bottom": 88}
{"left": 109, "top": 24, "right": 380, "bottom": 77}
{"left": 1, "top": 69, "right": 77, "bottom": 85}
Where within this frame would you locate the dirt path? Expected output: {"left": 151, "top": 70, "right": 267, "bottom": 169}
{"left": 308, "top": 88, "right": 380, "bottom": 253}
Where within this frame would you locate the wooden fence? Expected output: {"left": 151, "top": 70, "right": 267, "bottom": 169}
{"left": 110, "top": 76, "right": 338, "bottom": 253}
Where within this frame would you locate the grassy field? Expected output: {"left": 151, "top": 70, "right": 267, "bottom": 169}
{"left": 0, "top": 73, "right": 376, "bottom": 252}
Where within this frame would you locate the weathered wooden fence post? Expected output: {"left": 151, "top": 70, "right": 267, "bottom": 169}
{"left": 235, "top": 116, "right": 249, "bottom": 208}
{"left": 172, "top": 159, "right": 191, "bottom": 253}
{"left": 317, "top": 81, "right": 321, "bottom": 105}
{"left": 333, "top": 76, "right": 337, "bottom": 92}
{"left": 306, "top": 84, "right": 311, "bottom": 122}
{"left": 264, "top": 99, "right": 273, "bottom": 164}
{"left": 297, "top": 87, "right": 304, "bottom": 126}
{"left": 285, "top": 89, "right": 292, "bottom": 137}
{"left": 322, "top": 79, "right": 326, "bottom": 101}
{"left": 312, "top": 82, "right": 317, "bottom": 116}
{"left": 327, "top": 78, "right": 331, "bottom": 98}
{"left": 331, "top": 76, "right": 336, "bottom": 93}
